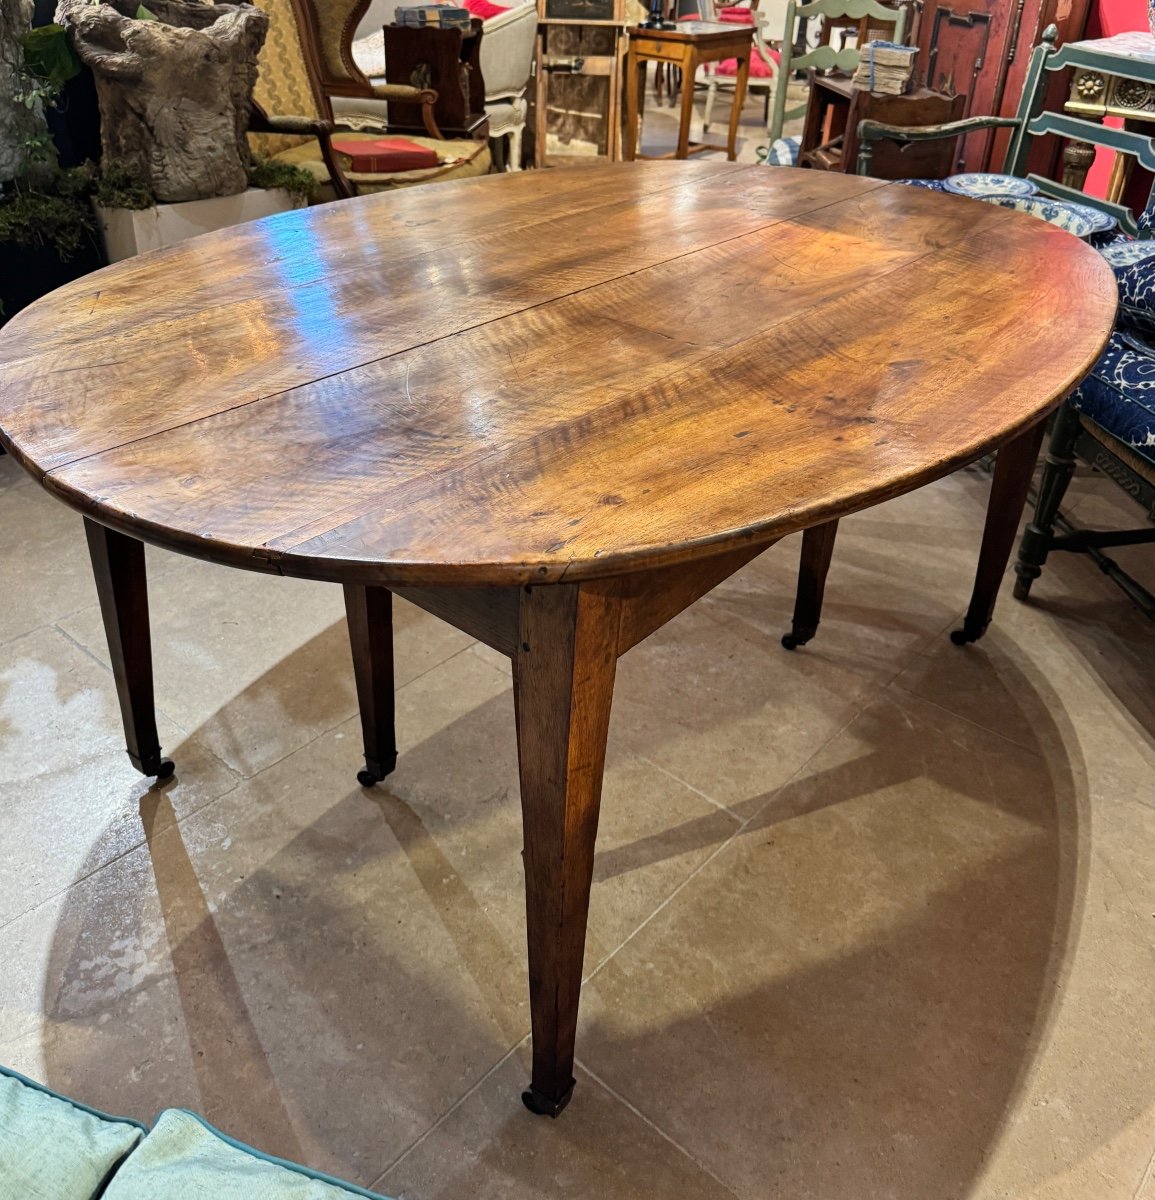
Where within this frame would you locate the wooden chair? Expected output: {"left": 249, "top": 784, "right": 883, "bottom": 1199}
{"left": 700, "top": 0, "right": 781, "bottom": 138}
{"left": 782, "top": 27, "right": 1155, "bottom": 648}
{"left": 761, "top": 0, "right": 906, "bottom": 163}
{"left": 247, "top": 0, "right": 490, "bottom": 199}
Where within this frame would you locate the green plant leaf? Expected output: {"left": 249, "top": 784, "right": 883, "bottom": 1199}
{"left": 135, "top": 4, "right": 158, "bottom": 18}
{"left": 21, "top": 25, "right": 82, "bottom": 88}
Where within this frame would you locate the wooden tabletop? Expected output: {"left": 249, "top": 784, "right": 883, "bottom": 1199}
{"left": 0, "top": 162, "right": 1116, "bottom": 588}
{"left": 627, "top": 21, "right": 753, "bottom": 39}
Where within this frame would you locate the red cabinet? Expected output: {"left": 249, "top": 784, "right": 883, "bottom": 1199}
{"left": 914, "top": 0, "right": 1093, "bottom": 171}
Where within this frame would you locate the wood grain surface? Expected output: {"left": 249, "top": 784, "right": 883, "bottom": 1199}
{"left": 0, "top": 162, "right": 1117, "bottom": 586}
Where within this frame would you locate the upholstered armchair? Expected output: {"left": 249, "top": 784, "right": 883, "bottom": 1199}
{"left": 477, "top": 0, "right": 536, "bottom": 170}
{"left": 247, "top": 0, "right": 489, "bottom": 197}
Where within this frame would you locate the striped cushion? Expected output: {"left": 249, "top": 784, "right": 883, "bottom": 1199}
{"left": 764, "top": 135, "right": 800, "bottom": 166}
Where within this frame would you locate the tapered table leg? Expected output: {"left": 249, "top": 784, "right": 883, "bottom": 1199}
{"left": 514, "top": 580, "right": 621, "bottom": 1117}
{"left": 782, "top": 519, "right": 838, "bottom": 650}
{"left": 84, "top": 518, "right": 173, "bottom": 779}
{"left": 726, "top": 50, "right": 750, "bottom": 161}
{"left": 951, "top": 419, "right": 1048, "bottom": 645}
{"left": 343, "top": 583, "right": 398, "bottom": 787}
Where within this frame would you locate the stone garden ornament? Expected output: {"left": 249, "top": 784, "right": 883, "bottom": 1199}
{"left": 55, "top": 0, "right": 269, "bottom": 202}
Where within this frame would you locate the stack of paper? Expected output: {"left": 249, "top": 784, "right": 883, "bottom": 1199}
{"left": 852, "top": 42, "right": 918, "bottom": 94}
{"left": 394, "top": 5, "right": 472, "bottom": 27}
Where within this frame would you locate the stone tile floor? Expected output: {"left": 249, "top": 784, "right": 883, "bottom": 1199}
{"left": 4, "top": 438, "right": 1154, "bottom": 1200}
{"left": 3, "top": 93, "right": 1155, "bottom": 1198}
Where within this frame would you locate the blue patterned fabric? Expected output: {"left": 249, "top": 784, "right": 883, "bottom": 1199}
{"left": 764, "top": 135, "right": 801, "bottom": 166}
{"left": 1097, "top": 240, "right": 1155, "bottom": 338}
{"left": 1071, "top": 329, "right": 1155, "bottom": 467}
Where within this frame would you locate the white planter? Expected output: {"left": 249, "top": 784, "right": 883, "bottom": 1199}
{"left": 94, "top": 187, "right": 304, "bottom": 262}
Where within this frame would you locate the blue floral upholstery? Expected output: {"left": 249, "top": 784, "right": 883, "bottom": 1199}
{"left": 1098, "top": 240, "right": 1155, "bottom": 339}
{"left": 764, "top": 136, "right": 801, "bottom": 166}
{"left": 1071, "top": 329, "right": 1155, "bottom": 467}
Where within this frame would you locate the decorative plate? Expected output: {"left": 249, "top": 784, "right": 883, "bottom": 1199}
{"left": 980, "top": 194, "right": 1118, "bottom": 238}
{"left": 1099, "top": 239, "right": 1155, "bottom": 267}
{"left": 943, "top": 172, "right": 1039, "bottom": 198}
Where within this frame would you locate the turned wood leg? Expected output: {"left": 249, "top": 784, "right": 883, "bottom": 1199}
{"left": 951, "top": 419, "right": 1048, "bottom": 646}
{"left": 782, "top": 519, "right": 838, "bottom": 650}
{"left": 344, "top": 583, "right": 398, "bottom": 787}
{"left": 84, "top": 518, "right": 173, "bottom": 780}
{"left": 1014, "top": 403, "right": 1081, "bottom": 602}
{"left": 515, "top": 581, "right": 621, "bottom": 1117}
{"left": 1061, "top": 139, "right": 1097, "bottom": 192}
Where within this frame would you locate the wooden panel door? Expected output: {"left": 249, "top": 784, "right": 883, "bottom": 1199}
{"left": 916, "top": 0, "right": 1018, "bottom": 171}
{"left": 914, "top": 0, "right": 1092, "bottom": 174}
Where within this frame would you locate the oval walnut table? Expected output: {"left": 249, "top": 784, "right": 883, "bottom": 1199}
{"left": 0, "top": 162, "right": 1117, "bottom": 1118}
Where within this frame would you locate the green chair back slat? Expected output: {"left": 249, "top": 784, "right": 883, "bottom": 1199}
{"left": 768, "top": 0, "right": 906, "bottom": 142}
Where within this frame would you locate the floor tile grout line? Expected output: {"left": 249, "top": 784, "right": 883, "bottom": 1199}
{"left": 1132, "top": 1141, "right": 1155, "bottom": 1200}
{"left": 885, "top": 673, "right": 1052, "bottom": 760}
{"left": 368, "top": 1035, "right": 531, "bottom": 1188}
{"left": 575, "top": 1058, "right": 741, "bottom": 1198}
{"left": 0, "top": 633, "right": 488, "bottom": 937}
{"left": 50, "top": 621, "right": 194, "bottom": 739}
{"left": 0, "top": 761, "right": 250, "bottom": 937}
{"left": 632, "top": 753, "right": 742, "bottom": 820}
{"left": 582, "top": 821, "right": 744, "bottom": 986}
{"left": 0, "top": 619, "right": 53, "bottom": 652}
{"left": 582, "top": 699, "right": 870, "bottom": 985}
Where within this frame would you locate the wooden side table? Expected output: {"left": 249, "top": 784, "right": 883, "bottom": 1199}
{"left": 1062, "top": 32, "right": 1155, "bottom": 204}
{"left": 624, "top": 22, "right": 753, "bottom": 160}
{"left": 381, "top": 22, "right": 489, "bottom": 138}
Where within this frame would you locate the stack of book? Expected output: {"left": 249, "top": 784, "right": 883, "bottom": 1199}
{"left": 394, "top": 4, "right": 472, "bottom": 27}
{"left": 852, "top": 42, "right": 918, "bottom": 94}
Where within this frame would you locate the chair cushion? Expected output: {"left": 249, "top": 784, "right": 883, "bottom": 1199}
{"left": 102, "top": 1109, "right": 394, "bottom": 1200}
{"left": 273, "top": 133, "right": 490, "bottom": 201}
{"left": 1097, "top": 239, "right": 1155, "bottom": 339}
{"left": 463, "top": 0, "right": 511, "bottom": 15}
{"left": 1071, "top": 329, "right": 1155, "bottom": 467}
{"left": 764, "top": 135, "right": 800, "bottom": 166}
{"left": 714, "top": 44, "right": 779, "bottom": 77}
{"left": 0, "top": 1065, "right": 145, "bottom": 1200}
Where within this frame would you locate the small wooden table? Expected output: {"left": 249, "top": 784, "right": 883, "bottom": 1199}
{"left": 0, "top": 164, "right": 1116, "bottom": 1120}
{"left": 624, "top": 22, "right": 753, "bottom": 160}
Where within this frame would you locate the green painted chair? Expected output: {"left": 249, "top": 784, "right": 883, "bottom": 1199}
{"left": 763, "top": 0, "right": 906, "bottom": 165}
{"left": 780, "top": 27, "right": 1154, "bottom": 651}
{"left": 853, "top": 26, "right": 1154, "bottom": 622}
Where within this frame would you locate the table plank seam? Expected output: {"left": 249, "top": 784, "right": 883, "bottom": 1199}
{"left": 0, "top": 162, "right": 760, "bottom": 370}
{"left": 30, "top": 177, "right": 905, "bottom": 481}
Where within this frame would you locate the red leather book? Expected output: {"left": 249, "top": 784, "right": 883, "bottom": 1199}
{"left": 330, "top": 137, "right": 441, "bottom": 172}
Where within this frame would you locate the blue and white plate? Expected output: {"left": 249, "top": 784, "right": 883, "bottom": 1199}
{"left": 980, "top": 194, "right": 1118, "bottom": 238}
{"left": 1099, "top": 240, "right": 1155, "bottom": 267}
{"left": 943, "top": 172, "right": 1039, "bottom": 198}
